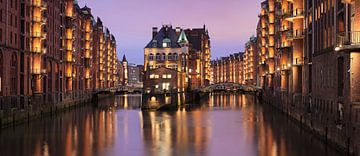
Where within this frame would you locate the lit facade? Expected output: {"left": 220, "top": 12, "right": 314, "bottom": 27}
{"left": 0, "top": 1, "right": 120, "bottom": 114}
{"left": 237, "top": 0, "right": 360, "bottom": 154}
{"left": 211, "top": 53, "right": 245, "bottom": 85}
{"left": 144, "top": 25, "right": 189, "bottom": 93}
{"left": 185, "top": 26, "right": 212, "bottom": 89}
{"left": 244, "top": 37, "right": 259, "bottom": 86}
{"left": 143, "top": 25, "right": 212, "bottom": 93}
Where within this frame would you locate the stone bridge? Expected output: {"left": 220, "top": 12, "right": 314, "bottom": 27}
{"left": 200, "top": 82, "right": 261, "bottom": 93}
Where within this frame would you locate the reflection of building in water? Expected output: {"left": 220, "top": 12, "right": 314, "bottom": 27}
{"left": 140, "top": 110, "right": 210, "bottom": 156}
{"left": 0, "top": 106, "right": 118, "bottom": 156}
{"left": 142, "top": 93, "right": 186, "bottom": 110}
{"left": 208, "top": 93, "right": 254, "bottom": 109}
{"left": 116, "top": 94, "right": 142, "bottom": 109}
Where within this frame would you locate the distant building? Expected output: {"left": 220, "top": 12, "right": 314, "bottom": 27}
{"left": 244, "top": 37, "right": 259, "bottom": 86}
{"left": 143, "top": 25, "right": 189, "bottom": 93}
{"left": 143, "top": 25, "right": 212, "bottom": 93}
{"left": 211, "top": 53, "right": 244, "bottom": 84}
{"left": 128, "top": 64, "right": 143, "bottom": 88}
{"left": 122, "top": 55, "right": 128, "bottom": 86}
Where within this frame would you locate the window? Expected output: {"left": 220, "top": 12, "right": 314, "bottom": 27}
{"left": 0, "top": 51, "right": 2, "bottom": 94}
{"left": 168, "top": 53, "right": 173, "bottom": 60}
{"left": 161, "top": 53, "right": 166, "bottom": 61}
{"left": 162, "top": 38, "right": 171, "bottom": 48}
{"left": 152, "top": 40, "right": 157, "bottom": 48}
{"left": 150, "top": 74, "right": 159, "bottom": 79}
{"left": 162, "top": 83, "right": 170, "bottom": 90}
{"left": 10, "top": 53, "right": 17, "bottom": 95}
{"left": 162, "top": 74, "right": 172, "bottom": 79}
{"left": 156, "top": 53, "right": 161, "bottom": 61}
{"left": 173, "top": 53, "right": 178, "bottom": 60}
{"left": 149, "top": 53, "right": 154, "bottom": 60}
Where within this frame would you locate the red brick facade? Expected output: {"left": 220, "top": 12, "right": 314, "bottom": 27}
{"left": 0, "top": 1, "right": 120, "bottom": 119}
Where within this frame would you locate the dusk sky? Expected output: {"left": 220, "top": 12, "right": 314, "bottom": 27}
{"left": 79, "top": 0, "right": 263, "bottom": 64}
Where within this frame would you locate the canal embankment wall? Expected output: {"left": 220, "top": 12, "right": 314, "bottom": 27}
{"left": 261, "top": 90, "right": 358, "bottom": 156}
{"left": 0, "top": 93, "right": 114, "bottom": 129}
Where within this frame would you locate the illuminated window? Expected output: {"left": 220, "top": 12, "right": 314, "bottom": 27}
{"left": 162, "top": 83, "right": 170, "bottom": 90}
{"left": 162, "top": 74, "right": 167, "bottom": 79}
{"left": 150, "top": 74, "right": 155, "bottom": 79}
{"left": 155, "top": 85, "right": 159, "bottom": 89}
{"left": 167, "top": 74, "right": 172, "bottom": 78}
{"left": 154, "top": 75, "right": 159, "bottom": 79}
{"left": 162, "top": 38, "right": 171, "bottom": 48}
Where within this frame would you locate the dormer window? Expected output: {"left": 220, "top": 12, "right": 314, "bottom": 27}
{"left": 152, "top": 40, "right": 157, "bottom": 48}
{"left": 162, "top": 38, "right": 171, "bottom": 48}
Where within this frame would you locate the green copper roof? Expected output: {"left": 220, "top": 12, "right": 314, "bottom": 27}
{"left": 178, "top": 30, "right": 188, "bottom": 43}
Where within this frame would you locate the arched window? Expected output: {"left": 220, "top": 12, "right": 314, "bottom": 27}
{"left": 168, "top": 53, "right": 173, "bottom": 60}
{"left": 149, "top": 53, "right": 154, "bottom": 60}
{"left": 161, "top": 53, "right": 166, "bottom": 61}
{"left": 173, "top": 53, "right": 178, "bottom": 60}
{"left": 10, "top": 53, "right": 17, "bottom": 95}
{"left": 0, "top": 51, "right": 3, "bottom": 95}
{"left": 156, "top": 53, "right": 161, "bottom": 61}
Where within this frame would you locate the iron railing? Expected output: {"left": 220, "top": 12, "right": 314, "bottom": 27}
{"left": 283, "top": 8, "right": 304, "bottom": 19}
{"left": 336, "top": 31, "right": 360, "bottom": 48}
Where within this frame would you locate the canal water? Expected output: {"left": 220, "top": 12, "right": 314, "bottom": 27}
{"left": 0, "top": 93, "right": 342, "bottom": 156}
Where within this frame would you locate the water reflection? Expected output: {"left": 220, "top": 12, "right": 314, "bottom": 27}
{"left": 0, "top": 93, "right": 342, "bottom": 156}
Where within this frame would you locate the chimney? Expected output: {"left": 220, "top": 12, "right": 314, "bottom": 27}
{"left": 152, "top": 27, "right": 158, "bottom": 38}
{"left": 176, "top": 27, "right": 181, "bottom": 36}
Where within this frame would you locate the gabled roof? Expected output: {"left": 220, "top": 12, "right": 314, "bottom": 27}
{"left": 145, "top": 25, "right": 182, "bottom": 49}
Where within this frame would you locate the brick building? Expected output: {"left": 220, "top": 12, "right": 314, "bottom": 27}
{"left": 244, "top": 37, "right": 259, "bottom": 86}
{"left": 227, "top": 0, "right": 360, "bottom": 154}
{"left": 0, "top": 0, "right": 120, "bottom": 121}
{"left": 143, "top": 25, "right": 212, "bottom": 93}
{"left": 211, "top": 52, "right": 245, "bottom": 84}
{"left": 185, "top": 26, "right": 211, "bottom": 89}
{"left": 144, "top": 25, "right": 189, "bottom": 93}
